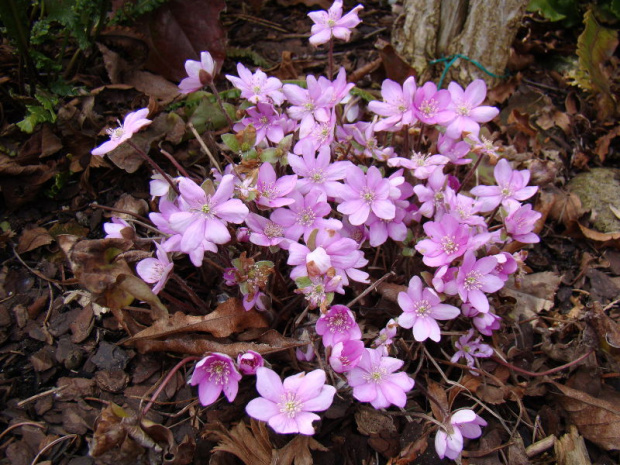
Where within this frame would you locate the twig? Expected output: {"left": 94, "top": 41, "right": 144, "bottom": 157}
{"left": 0, "top": 422, "right": 45, "bottom": 442}
{"left": 490, "top": 350, "right": 593, "bottom": 377}
{"left": 12, "top": 247, "right": 75, "bottom": 287}
{"left": 30, "top": 434, "right": 78, "bottom": 465}
{"left": 347, "top": 271, "right": 395, "bottom": 307}
{"left": 142, "top": 356, "right": 201, "bottom": 417}
{"left": 17, "top": 385, "right": 67, "bottom": 407}
{"left": 159, "top": 146, "right": 190, "bottom": 178}
{"left": 88, "top": 203, "right": 151, "bottom": 224}
{"left": 187, "top": 122, "right": 222, "bottom": 173}
{"left": 127, "top": 141, "right": 180, "bottom": 196}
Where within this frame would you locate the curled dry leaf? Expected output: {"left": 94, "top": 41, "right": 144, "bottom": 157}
{"left": 17, "top": 227, "right": 54, "bottom": 254}
{"left": 130, "top": 328, "right": 303, "bottom": 357}
{"left": 125, "top": 298, "right": 267, "bottom": 343}
{"left": 58, "top": 235, "right": 168, "bottom": 320}
{"left": 551, "top": 380, "right": 620, "bottom": 451}
{"left": 499, "top": 271, "right": 563, "bottom": 320}
{"left": 211, "top": 419, "right": 272, "bottom": 465}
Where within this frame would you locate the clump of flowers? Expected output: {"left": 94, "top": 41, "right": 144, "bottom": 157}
{"left": 95, "top": 1, "right": 546, "bottom": 461}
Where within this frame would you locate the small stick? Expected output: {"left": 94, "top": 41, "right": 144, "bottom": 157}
{"left": 347, "top": 271, "right": 395, "bottom": 307}
{"left": 127, "top": 141, "right": 180, "bottom": 196}
{"left": 142, "top": 356, "right": 201, "bottom": 417}
{"left": 187, "top": 122, "right": 222, "bottom": 174}
{"left": 31, "top": 434, "right": 78, "bottom": 465}
{"left": 159, "top": 146, "right": 190, "bottom": 178}
{"left": 0, "top": 422, "right": 45, "bottom": 442}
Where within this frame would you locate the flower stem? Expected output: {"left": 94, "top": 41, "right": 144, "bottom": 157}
{"left": 127, "top": 141, "right": 180, "bottom": 196}
{"left": 328, "top": 38, "right": 334, "bottom": 80}
{"left": 456, "top": 152, "right": 483, "bottom": 194}
{"left": 159, "top": 147, "right": 190, "bottom": 178}
{"left": 208, "top": 82, "right": 235, "bottom": 128}
{"left": 142, "top": 356, "right": 201, "bottom": 416}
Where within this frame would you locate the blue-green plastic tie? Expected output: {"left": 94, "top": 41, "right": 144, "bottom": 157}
{"left": 429, "top": 54, "right": 510, "bottom": 88}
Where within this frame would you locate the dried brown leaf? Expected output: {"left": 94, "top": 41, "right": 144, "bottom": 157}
{"left": 138, "top": 0, "right": 227, "bottom": 82}
{"left": 132, "top": 328, "right": 302, "bottom": 357}
{"left": 554, "top": 425, "right": 592, "bottom": 465}
{"left": 552, "top": 381, "right": 620, "bottom": 450}
{"left": 499, "top": 272, "right": 563, "bottom": 319}
{"left": 125, "top": 297, "right": 266, "bottom": 343}
{"left": 274, "top": 434, "right": 328, "bottom": 465}
{"left": 17, "top": 227, "right": 54, "bottom": 254}
{"left": 426, "top": 379, "right": 449, "bottom": 422}
{"left": 212, "top": 419, "right": 272, "bottom": 465}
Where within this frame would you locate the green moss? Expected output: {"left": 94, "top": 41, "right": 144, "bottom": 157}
{"left": 568, "top": 168, "right": 620, "bottom": 233}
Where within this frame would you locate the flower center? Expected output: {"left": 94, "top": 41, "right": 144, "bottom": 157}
{"left": 207, "top": 361, "right": 230, "bottom": 385}
{"left": 500, "top": 186, "right": 512, "bottom": 198}
{"left": 327, "top": 313, "right": 351, "bottom": 333}
{"left": 310, "top": 169, "right": 325, "bottom": 183}
{"left": 106, "top": 127, "right": 125, "bottom": 141}
{"left": 279, "top": 391, "right": 303, "bottom": 418}
{"left": 464, "top": 270, "right": 483, "bottom": 291}
{"left": 361, "top": 187, "right": 375, "bottom": 203}
{"left": 259, "top": 182, "right": 279, "bottom": 199}
{"left": 253, "top": 85, "right": 262, "bottom": 94}
{"left": 364, "top": 365, "right": 387, "bottom": 383}
{"left": 264, "top": 221, "right": 283, "bottom": 238}
{"left": 456, "top": 101, "right": 471, "bottom": 116}
{"left": 413, "top": 299, "right": 430, "bottom": 316}
{"left": 201, "top": 201, "right": 214, "bottom": 217}
{"left": 297, "top": 207, "right": 316, "bottom": 226}
{"left": 441, "top": 235, "right": 459, "bottom": 254}
{"left": 421, "top": 99, "right": 438, "bottom": 117}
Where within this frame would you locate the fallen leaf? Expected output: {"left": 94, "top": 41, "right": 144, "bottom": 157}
{"left": 17, "top": 227, "right": 54, "bottom": 254}
{"left": 551, "top": 380, "right": 620, "bottom": 451}
{"left": 138, "top": 0, "right": 227, "bottom": 82}
{"left": 131, "top": 328, "right": 303, "bottom": 357}
{"left": 426, "top": 379, "right": 449, "bottom": 422}
{"left": 274, "top": 434, "right": 328, "bottom": 465}
{"left": 125, "top": 298, "right": 267, "bottom": 343}
{"left": 211, "top": 419, "right": 272, "bottom": 465}
{"left": 499, "top": 272, "right": 563, "bottom": 319}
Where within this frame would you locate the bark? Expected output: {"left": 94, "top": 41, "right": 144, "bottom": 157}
{"left": 392, "top": 0, "right": 529, "bottom": 86}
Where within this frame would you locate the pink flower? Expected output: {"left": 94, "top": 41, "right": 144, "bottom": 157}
{"left": 237, "top": 351, "right": 264, "bottom": 375}
{"left": 397, "top": 276, "right": 460, "bottom": 342}
{"left": 288, "top": 142, "right": 352, "bottom": 199}
{"left": 435, "top": 409, "right": 487, "bottom": 460}
{"left": 347, "top": 348, "right": 414, "bottom": 409}
{"left": 470, "top": 158, "right": 538, "bottom": 212}
{"left": 368, "top": 77, "right": 417, "bottom": 131}
{"left": 373, "top": 318, "right": 398, "bottom": 353}
{"left": 337, "top": 165, "right": 396, "bottom": 226}
{"left": 271, "top": 189, "right": 341, "bottom": 242}
{"left": 179, "top": 51, "right": 217, "bottom": 94}
{"left": 255, "top": 162, "right": 297, "bottom": 208}
{"left": 308, "top": 0, "right": 363, "bottom": 46}
{"left": 226, "top": 63, "right": 285, "bottom": 105}
{"left": 315, "top": 304, "right": 361, "bottom": 347}
{"left": 454, "top": 251, "right": 503, "bottom": 313}
{"left": 415, "top": 214, "right": 471, "bottom": 267}
{"left": 136, "top": 243, "right": 174, "bottom": 295}
{"left": 246, "top": 368, "right": 336, "bottom": 435}
{"left": 413, "top": 81, "right": 453, "bottom": 125}
{"left": 92, "top": 108, "right": 152, "bottom": 156}
{"left": 170, "top": 175, "right": 249, "bottom": 253}
{"left": 103, "top": 217, "right": 133, "bottom": 239}
{"left": 245, "top": 212, "right": 288, "bottom": 248}
{"left": 329, "top": 339, "right": 364, "bottom": 373}
{"left": 444, "top": 79, "right": 499, "bottom": 139}
{"left": 190, "top": 353, "right": 242, "bottom": 406}
{"left": 504, "top": 204, "right": 541, "bottom": 243}
{"left": 450, "top": 329, "right": 493, "bottom": 368}
{"left": 233, "top": 103, "right": 290, "bottom": 144}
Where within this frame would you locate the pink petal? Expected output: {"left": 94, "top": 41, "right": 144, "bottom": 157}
{"left": 246, "top": 397, "right": 280, "bottom": 422}
{"left": 198, "top": 380, "right": 222, "bottom": 406}
{"left": 255, "top": 367, "right": 283, "bottom": 402}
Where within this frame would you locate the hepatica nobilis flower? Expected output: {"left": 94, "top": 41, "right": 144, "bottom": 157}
{"left": 171, "top": 175, "right": 249, "bottom": 253}
{"left": 92, "top": 108, "right": 152, "bottom": 156}
{"left": 246, "top": 368, "right": 336, "bottom": 435}
{"left": 397, "top": 276, "right": 460, "bottom": 342}
{"left": 190, "top": 353, "right": 242, "bottom": 407}
{"left": 178, "top": 50, "right": 217, "bottom": 94}
{"left": 307, "top": 0, "right": 363, "bottom": 46}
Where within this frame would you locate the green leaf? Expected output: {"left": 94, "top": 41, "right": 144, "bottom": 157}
{"left": 221, "top": 133, "right": 241, "bottom": 152}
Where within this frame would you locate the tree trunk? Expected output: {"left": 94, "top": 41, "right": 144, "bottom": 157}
{"left": 392, "top": 0, "right": 529, "bottom": 86}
